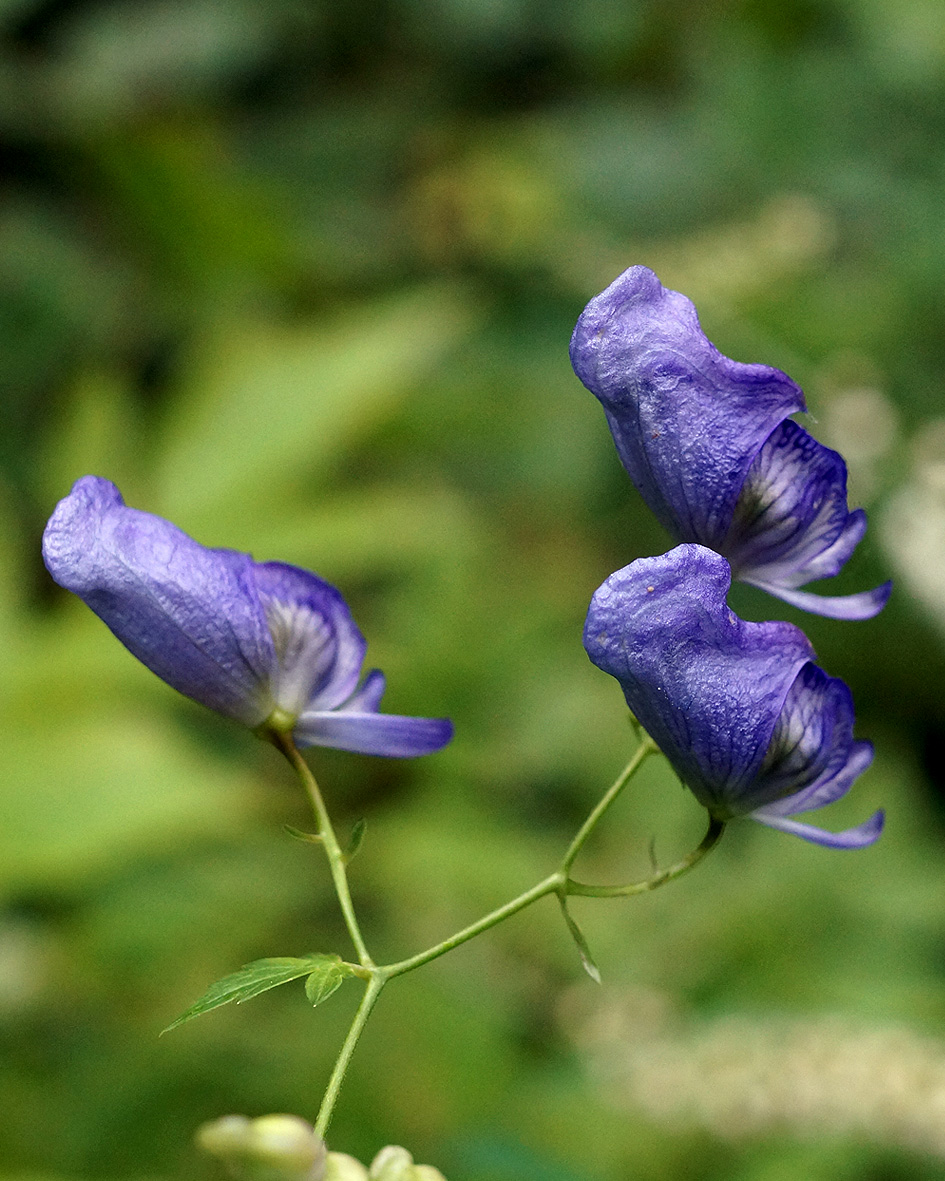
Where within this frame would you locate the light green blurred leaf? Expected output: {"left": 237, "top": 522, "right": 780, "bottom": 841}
{"left": 163, "top": 952, "right": 347, "bottom": 1032}
{"left": 38, "top": 368, "right": 143, "bottom": 510}
{"left": 51, "top": 0, "right": 279, "bottom": 120}
{"left": 0, "top": 709, "right": 258, "bottom": 899}
{"left": 248, "top": 483, "right": 481, "bottom": 582}
{"left": 152, "top": 284, "right": 481, "bottom": 530}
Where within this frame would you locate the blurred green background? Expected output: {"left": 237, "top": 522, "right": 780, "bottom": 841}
{"left": 3, "top": 0, "right": 945, "bottom": 1178}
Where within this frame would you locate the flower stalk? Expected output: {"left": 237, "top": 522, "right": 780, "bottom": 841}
{"left": 285, "top": 732, "right": 723, "bottom": 1135}
{"left": 272, "top": 732, "right": 375, "bottom": 970}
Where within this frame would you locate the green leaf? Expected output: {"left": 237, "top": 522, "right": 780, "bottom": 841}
{"left": 163, "top": 954, "right": 347, "bottom": 1032}
{"left": 304, "top": 957, "right": 349, "bottom": 1007}
{"left": 153, "top": 284, "right": 481, "bottom": 531}
{"left": 345, "top": 818, "right": 367, "bottom": 862}
{"left": 558, "top": 898, "right": 601, "bottom": 984}
{"left": 283, "top": 824, "right": 322, "bottom": 844}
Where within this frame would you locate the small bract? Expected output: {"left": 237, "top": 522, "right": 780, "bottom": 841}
{"left": 583, "top": 545, "right": 883, "bottom": 848}
{"left": 42, "top": 476, "right": 453, "bottom": 758}
{"left": 570, "top": 266, "right": 891, "bottom": 620}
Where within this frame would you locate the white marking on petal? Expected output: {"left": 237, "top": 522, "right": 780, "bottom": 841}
{"left": 262, "top": 597, "right": 336, "bottom": 717}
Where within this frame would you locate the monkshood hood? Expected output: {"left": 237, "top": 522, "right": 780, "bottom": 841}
{"left": 583, "top": 544, "right": 883, "bottom": 849}
{"left": 570, "top": 266, "right": 891, "bottom": 620}
{"left": 42, "top": 476, "right": 453, "bottom": 758}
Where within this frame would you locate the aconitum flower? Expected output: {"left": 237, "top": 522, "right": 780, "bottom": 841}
{"left": 570, "top": 266, "right": 891, "bottom": 620}
{"left": 42, "top": 477, "right": 453, "bottom": 757}
{"left": 583, "top": 545, "right": 883, "bottom": 848}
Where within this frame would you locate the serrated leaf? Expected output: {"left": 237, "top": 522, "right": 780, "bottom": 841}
{"left": 558, "top": 898, "right": 601, "bottom": 984}
{"left": 304, "top": 957, "right": 349, "bottom": 1007}
{"left": 163, "top": 954, "right": 339, "bottom": 1032}
{"left": 345, "top": 818, "right": 367, "bottom": 862}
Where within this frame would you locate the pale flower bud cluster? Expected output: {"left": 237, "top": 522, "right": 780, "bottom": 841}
{"left": 197, "top": 1115, "right": 446, "bottom": 1181}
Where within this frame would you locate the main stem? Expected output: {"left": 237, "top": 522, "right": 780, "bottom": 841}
{"left": 314, "top": 973, "right": 385, "bottom": 1138}
{"left": 272, "top": 733, "right": 375, "bottom": 969}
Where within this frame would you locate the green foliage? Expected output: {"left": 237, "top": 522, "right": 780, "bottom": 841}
{"left": 1, "top": 0, "right": 944, "bottom": 1178}
{"left": 345, "top": 819, "right": 368, "bottom": 864}
{"left": 164, "top": 954, "right": 353, "bottom": 1032}
{"left": 304, "top": 960, "right": 352, "bottom": 1008}
{"left": 556, "top": 899, "right": 601, "bottom": 984}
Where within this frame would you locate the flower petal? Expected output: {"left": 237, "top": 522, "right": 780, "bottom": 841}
{"left": 750, "top": 808, "right": 885, "bottom": 849}
{"left": 293, "top": 710, "right": 453, "bottom": 757}
{"left": 252, "top": 562, "right": 367, "bottom": 714}
{"left": 725, "top": 420, "right": 860, "bottom": 581}
{"left": 761, "top": 741, "right": 875, "bottom": 819}
{"left": 572, "top": 269, "right": 889, "bottom": 615}
{"left": 42, "top": 476, "right": 275, "bottom": 725}
{"left": 570, "top": 266, "right": 804, "bottom": 547}
{"left": 338, "top": 669, "right": 386, "bottom": 713}
{"left": 748, "top": 580, "right": 893, "bottom": 621}
{"left": 583, "top": 544, "right": 813, "bottom": 817}
{"left": 747, "top": 662, "right": 872, "bottom": 814}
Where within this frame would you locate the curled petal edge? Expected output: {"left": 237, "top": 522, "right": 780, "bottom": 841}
{"left": 746, "top": 579, "right": 893, "bottom": 621}
{"left": 294, "top": 711, "right": 454, "bottom": 757}
{"left": 338, "top": 669, "right": 387, "bottom": 713}
{"left": 749, "top": 807, "right": 885, "bottom": 849}
{"left": 763, "top": 740, "right": 875, "bottom": 817}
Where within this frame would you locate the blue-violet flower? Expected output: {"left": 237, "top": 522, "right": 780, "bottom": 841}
{"left": 583, "top": 544, "right": 883, "bottom": 848}
{"left": 570, "top": 266, "right": 891, "bottom": 620}
{"left": 42, "top": 476, "right": 453, "bottom": 757}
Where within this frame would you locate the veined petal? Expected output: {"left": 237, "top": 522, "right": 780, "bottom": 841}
{"left": 749, "top": 580, "right": 893, "bottom": 621}
{"left": 583, "top": 545, "right": 813, "bottom": 817}
{"left": 728, "top": 424, "right": 891, "bottom": 616}
{"left": 761, "top": 739, "right": 875, "bottom": 816}
{"left": 44, "top": 478, "right": 455, "bottom": 762}
{"left": 42, "top": 476, "right": 275, "bottom": 725}
{"left": 585, "top": 545, "right": 880, "bottom": 845}
{"left": 293, "top": 710, "right": 453, "bottom": 757}
{"left": 747, "top": 664, "right": 868, "bottom": 814}
{"left": 252, "top": 562, "right": 366, "bottom": 715}
{"left": 572, "top": 269, "right": 890, "bottom": 616}
{"left": 750, "top": 808, "right": 885, "bottom": 849}
{"left": 725, "top": 420, "right": 858, "bottom": 580}
{"left": 570, "top": 266, "right": 804, "bottom": 546}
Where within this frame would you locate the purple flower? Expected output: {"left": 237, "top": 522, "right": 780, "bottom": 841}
{"left": 42, "top": 476, "right": 453, "bottom": 757}
{"left": 570, "top": 266, "right": 891, "bottom": 621}
{"left": 583, "top": 544, "right": 883, "bottom": 848}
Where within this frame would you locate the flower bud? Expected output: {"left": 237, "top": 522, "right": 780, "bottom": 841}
{"left": 197, "top": 1113, "right": 326, "bottom": 1181}
{"left": 369, "top": 1146, "right": 414, "bottom": 1180}
{"left": 367, "top": 1146, "right": 446, "bottom": 1181}
{"left": 324, "top": 1153, "right": 369, "bottom": 1181}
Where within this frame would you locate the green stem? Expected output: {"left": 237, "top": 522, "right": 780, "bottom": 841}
{"left": 565, "top": 814, "right": 725, "bottom": 896}
{"left": 381, "top": 872, "right": 565, "bottom": 979}
{"left": 314, "top": 973, "right": 385, "bottom": 1138}
{"left": 377, "top": 735, "right": 669, "bottom": 977}
{"left": 275, "top": 724, "right": 720, "bottom": 1137}
{"left": 559, "top": 736, "right": 659, "bottom": 875}
{"left": 272, "top": 733, "right": 375, "bottom": 969}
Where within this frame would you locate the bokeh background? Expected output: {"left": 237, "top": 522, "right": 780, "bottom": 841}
{"left": 3, "top": 0, "right": 945, "bottom": 1178}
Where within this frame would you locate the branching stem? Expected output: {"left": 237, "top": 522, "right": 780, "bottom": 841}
{"left": 278, "top": 729, "right": 724, "bottom": 1136}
